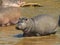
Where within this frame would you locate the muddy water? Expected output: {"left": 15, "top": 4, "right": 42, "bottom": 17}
{"left": 0, "top": 0, "right": 60, "bottom": 45}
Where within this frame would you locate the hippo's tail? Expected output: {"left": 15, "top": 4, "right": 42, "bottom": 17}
{"left": 58, "top": 15, "right": 60, "bottom": 26}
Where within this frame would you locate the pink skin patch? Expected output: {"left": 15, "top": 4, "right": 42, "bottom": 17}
{"left": 2, "top": 0, "right": 26, "bottom": 7}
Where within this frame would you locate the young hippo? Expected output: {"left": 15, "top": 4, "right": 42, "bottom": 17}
{"left": 16, "top": 14, "right": 58, "bottom": 37}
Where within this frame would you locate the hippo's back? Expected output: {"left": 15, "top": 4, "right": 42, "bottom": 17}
{"left": 31, "top": 14, "right": 58, "bottom": 35}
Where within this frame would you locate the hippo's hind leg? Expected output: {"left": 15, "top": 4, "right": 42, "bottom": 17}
{"left": 2, "top": 23, "right": 10, "bottom": 26}
{"left": 50, "top": 31, "right": 56, "bottom": 34}
{"left": 43, "top": 31, "right": 56, "bottom": 36}
{"left": 35, "top": 31, "right": 56, "bottom": 36}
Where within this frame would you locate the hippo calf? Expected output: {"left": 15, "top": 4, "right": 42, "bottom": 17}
{"left": 16, "top": 15, "right": 58, "bottom": 36}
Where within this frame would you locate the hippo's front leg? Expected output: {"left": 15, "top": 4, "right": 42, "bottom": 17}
{"left": 23, "top": 32, "right": 32, "bottom": 37}
{"left": 23, "top": 32, "right": 36, "bottom": 37}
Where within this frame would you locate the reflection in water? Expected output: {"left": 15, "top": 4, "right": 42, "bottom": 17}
{"left": 14, "top": 34, "right": 23, "bottom": 38}
{"left": 16, "top": 35, "right": 60, "bottom": 45}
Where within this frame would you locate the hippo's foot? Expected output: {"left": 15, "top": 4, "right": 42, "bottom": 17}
{"left": 2, "top": 24, "right": 5, "bottom": 27}
{"left": 34, "top": 31, "right": 56, "bottom": 36}
{"left": 23, "top": 32, "right": 35, "bottom": 37}
{"left": 0, "top": 23, "right": 10, "bottom": 27}
{"left": 35, "top": 33, "right": 40, "bottom": 36}
{"left": 6, "top": 23, "right": 10, "bottom": 26}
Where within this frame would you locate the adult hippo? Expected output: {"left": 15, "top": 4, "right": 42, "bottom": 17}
{"left": 1, "top": 0, "right": 25, "bottom": 7}
{"left": 0, "top": 7, "right": 21, "bottom": 26}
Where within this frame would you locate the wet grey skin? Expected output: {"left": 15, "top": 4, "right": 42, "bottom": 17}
{"left": 16, "top": 14, "right": 58, "bottom": 36}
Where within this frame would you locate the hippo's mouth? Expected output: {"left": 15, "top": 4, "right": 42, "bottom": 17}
{"left": 16, "top": 27, "right": 30, "bottom": 33}
{"left": 16, "top": 26, "right": 25, "bottom": 31}
{"left": 23, "top": 28, "right": 30, "bottom": 33}
{"left": 16, "top": 27, "right": 21, "bottom": 30}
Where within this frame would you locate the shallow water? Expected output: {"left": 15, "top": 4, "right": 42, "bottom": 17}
{"left": 0, "top": 0, "right": 60, "bottom": 45}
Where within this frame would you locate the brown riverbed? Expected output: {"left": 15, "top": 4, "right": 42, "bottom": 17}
{"left": 0, "top": 0, "right": 60, "bottom": 45}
